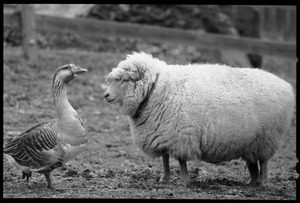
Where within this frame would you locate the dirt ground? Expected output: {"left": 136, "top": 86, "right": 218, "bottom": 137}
{"left": 3, "top": 47, "right": 297, "bottom": 199}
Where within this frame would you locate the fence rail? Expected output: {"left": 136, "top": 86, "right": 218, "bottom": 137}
{"left": 3, "top": 11, "right": 296, "bottom": 59}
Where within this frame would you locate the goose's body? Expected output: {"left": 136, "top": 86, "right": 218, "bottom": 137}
{"left": 3, "top": 64, "right": 88, "bottom": 189}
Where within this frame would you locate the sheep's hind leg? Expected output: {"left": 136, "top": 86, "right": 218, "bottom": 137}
{"left": 159, "top": 153, "right": 170, "bottom": 184}
{"left": 178, "top": 159, "right": 190, "bottom": 187}
{"left": 246, "top": 160, "right": 260, "bottom": 186}
{"left": 259, "top": 159, "right": 269, "bottom": 186}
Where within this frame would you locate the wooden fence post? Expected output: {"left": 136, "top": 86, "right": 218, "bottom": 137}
{"left": 21, "top": 4, "right": 37, "bottom": 61}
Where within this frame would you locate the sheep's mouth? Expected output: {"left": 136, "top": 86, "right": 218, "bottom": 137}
{"left": 106, "top": 98, "right": 116, "bottom": 103}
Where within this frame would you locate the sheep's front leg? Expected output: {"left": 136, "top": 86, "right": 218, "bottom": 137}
{"left": 159, "top": 153, "right": 170, "bottom": 184}
{"left": 259, "top": 159, "right": 269, "bottom": 186}
{"left": 178, "top": 159, "right": 190, "bottom": 186}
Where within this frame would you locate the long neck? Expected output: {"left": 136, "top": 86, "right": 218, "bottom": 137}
{"left": 52, "top": 79, "right": 76, "bottom": 120}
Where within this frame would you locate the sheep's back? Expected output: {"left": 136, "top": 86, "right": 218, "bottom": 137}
{"left": 173, "top": 65, "right": 294, "bottom": 127}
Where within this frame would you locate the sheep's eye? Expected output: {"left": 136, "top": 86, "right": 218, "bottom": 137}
{"left": 121, "top": 79, "right": 129, "bottom": 84}
{"left": 105, "top": 78, "right": 113, "bottom": 84}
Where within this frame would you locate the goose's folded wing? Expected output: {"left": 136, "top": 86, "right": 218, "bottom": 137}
{"left": 3, "top": 121, "right": 61, "bottom": 168}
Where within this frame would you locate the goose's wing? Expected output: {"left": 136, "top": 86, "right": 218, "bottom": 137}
{"left": 3, "top": 120, "right": 63, "bottom": 169}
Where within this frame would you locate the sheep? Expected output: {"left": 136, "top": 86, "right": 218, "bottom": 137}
{"left": 103, "top": 52, "right": 295, "bottom": 187}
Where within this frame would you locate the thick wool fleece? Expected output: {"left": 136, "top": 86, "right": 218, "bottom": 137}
{"left": 107, "top": 52, "right": 295, "bottom": 164}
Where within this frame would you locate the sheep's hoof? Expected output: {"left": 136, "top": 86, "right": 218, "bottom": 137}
{"left": 159, "top": 176, "right": 170, "bottom": 184}
{"left": 247, "top": 179, "right": 262, "bottom": 187}
{"left": 178, "top": 178, "right": 190, "bottom": 187}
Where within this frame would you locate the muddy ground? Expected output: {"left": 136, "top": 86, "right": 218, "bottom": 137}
{"left": 3, "top": 46, "right": 297, "bottom": 199}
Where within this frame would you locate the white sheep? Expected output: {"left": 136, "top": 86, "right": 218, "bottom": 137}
{"left": 104, "top": 52, "right": 295, "bottom": 187}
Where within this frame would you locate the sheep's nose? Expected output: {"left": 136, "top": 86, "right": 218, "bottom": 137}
{"left": 104, "top": 92, "right": 110, "bottom": 98}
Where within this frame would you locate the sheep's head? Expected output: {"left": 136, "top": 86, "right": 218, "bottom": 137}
{"left": 104, "top": 52, "right": 159, "bottom": 117}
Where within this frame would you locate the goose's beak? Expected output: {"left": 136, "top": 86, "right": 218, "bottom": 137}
{"left": 70, "top": 64, "right": 88, "bottom": 76}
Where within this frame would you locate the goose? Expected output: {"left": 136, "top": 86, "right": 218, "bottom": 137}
{"left": 3, "top": 64, "right": 88, "bottom": 189}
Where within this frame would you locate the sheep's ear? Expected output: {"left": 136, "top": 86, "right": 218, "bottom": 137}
{"left": 128, "top": 70, "right": 142, "bottom": 81}
{"left": 122, "top": 71, "right": 139, "bottom": 81}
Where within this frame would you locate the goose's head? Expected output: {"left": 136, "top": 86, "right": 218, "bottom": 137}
{"left": 53, "top": 64, "right": 88, "bottom": 84}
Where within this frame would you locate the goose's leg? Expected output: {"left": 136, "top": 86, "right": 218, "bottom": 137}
{"left": 22, "top": 170, "right": 32, "bottom": 182}
{"left": 159, "top": 153, "right": 170, "bottom": 184}
{"left": 44, "top": 172, "right": 53, "bottom": 189}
